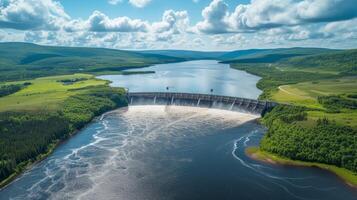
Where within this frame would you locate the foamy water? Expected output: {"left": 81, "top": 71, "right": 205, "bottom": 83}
{"left": 1, "top": 106, "right": 257, "bottom": 199}
{"left": 1, "top": 106, "right": 356, "bottom": 200}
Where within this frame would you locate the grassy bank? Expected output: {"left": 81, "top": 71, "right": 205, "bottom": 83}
{"left": 246, "top": 147, "right": 357, "bottom": 188}
{"left": 229, "top": 49, "right": 357, "bottom": 188}
{"left": 0, "top": 74, "right": 128, "bottom": 188}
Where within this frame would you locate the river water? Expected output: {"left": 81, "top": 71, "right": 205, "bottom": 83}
{"left": 0, "top": 60, "right": 356, "bottom": 200}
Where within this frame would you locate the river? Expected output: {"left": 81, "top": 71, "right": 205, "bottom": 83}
{"left": 0, "top": 60, "right": 356, "bottom": 200}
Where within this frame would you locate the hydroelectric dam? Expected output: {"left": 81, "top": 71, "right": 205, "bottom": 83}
{"left": 127, "top": 92, "right": 277, "bottom": 116}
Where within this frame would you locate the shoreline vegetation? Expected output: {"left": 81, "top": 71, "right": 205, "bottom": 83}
{"left": 228, "top": 49, "right": 357, "bottom": 189}
{"left": 0, "top": 74, "right": 128, "bottom": 189}
{"left": 1, "top": 140, "right": 62, "bottom": 189}
{"left": 0, "top": 113, "right": 111, "bottom": 189}
{"left": 245, "top": 147, "right": 357, "bottom": 188}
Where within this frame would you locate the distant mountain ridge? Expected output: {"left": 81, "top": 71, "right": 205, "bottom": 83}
{"left": 139, "top": 50, "right": 227, "bottom": 60}
{"left": 0, "top": 42, "right": 355, "bottom": 81}
{"left": 141, "top": 47, "right": 338, "bottom": 62}
{"left": 0, "top": 42, "right": 185, "bottom": 81}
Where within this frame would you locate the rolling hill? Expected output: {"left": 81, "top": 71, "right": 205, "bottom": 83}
{"left": 139, "top": 50, "right": 228, "bottom": 60}
{"left": 0, "top": 42, "right": 185, "bottom": 81}
{"left": 280, "top": 49, "right": 357, "bottom": 75}
{"left": 142, "top": 47, "right": 340, "bottom": 62}
{"left": 223, "top": 47, "right": 339, "bottom": 63}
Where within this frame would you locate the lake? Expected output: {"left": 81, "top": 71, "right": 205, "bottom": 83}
{"left": 0, "top": 60, "right": 356, "bottom": 200}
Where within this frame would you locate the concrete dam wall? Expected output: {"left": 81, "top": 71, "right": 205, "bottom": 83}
{"left": 127, "top": 92, "right": 277, "bottom": 116}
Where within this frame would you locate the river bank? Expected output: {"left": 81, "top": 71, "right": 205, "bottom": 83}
{"left": 0, "top": 74, "right": 129, "bottom": 190}
{"left": 245, "top": 147, "right": 357, "bottom": 189}
{"left": 0, "top": 104, "right": 128, "bottom": 190}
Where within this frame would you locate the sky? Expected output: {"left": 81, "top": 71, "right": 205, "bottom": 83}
{"left": 0, "top": 0, "right": 356, "bottom": 50}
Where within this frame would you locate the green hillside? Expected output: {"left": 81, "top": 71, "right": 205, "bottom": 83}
{"left": 218, "top": 49, "right": 268, "bottom": 60}
{"left": 230, "top": 48, "right": 357, "bottom": 186}
{"left": 280, "top": 49, "right": 357, "bottom": 75}
{"left": 224, "top": 47, "right": 338, "bottom": 63}
{"left": 0, "top": 42, "right": 184, "bottom": 82}
{"left": 139, "top": 50, "right": 227, "bottom": 60}
{"left": 140, "top": 47, "right": 337, "bottom": 62}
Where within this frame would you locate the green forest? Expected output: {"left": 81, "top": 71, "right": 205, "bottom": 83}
{"left": 261, "top": 105, "right": 357, "bottom": 173}
{"left": 0, "top": 83, "right": 30, "bottom": 98}
{"left": 229, "top": 48, "right": 357, "bottom": 183}
{"left": 0, "top": 86, "right": 127, "bottom": 186}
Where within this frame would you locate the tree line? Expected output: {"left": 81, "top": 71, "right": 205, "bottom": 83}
{"left": 261, "top": 105, "right": 357, "bottom": 172}
{"left": 0, "top": 83, "right": 30, "bottom": 98}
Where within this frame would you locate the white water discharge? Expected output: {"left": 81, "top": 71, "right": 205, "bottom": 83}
{"left": 4, "top": 106, "right": 257, "bottom": 200}
{"left": 74, "top": 106, "right": 257, "bottom": 200}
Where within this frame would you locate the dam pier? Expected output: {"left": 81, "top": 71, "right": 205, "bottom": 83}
{"left": 127, "top": 92, "right": 277, "bottom": 116}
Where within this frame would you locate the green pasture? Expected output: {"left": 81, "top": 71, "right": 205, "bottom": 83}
{"left": 0, "top": 74, "right": 108, "bottom": 111}
{"left": 271, "top": 77, "right": 357, "bottom": 128}
{"left": 272, "top": 77, "right": 357, "bottom": 106}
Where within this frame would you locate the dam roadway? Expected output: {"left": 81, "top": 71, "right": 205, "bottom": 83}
{"left": 127, "top": 92, "right": 277, "bottom": 116}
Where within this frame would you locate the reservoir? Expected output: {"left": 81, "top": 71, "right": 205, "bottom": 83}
{"left": 0, "top": 60, "right": 356, "bottom": 199}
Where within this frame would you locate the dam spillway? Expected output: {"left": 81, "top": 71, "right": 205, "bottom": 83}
{"left": 127, "top": 92, "right": 277, "bottom": 116}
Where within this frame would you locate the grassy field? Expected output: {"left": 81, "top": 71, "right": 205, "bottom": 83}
{"left": 246, "top": 147, "right": 357, "bottom": 188}
{"left": 271, "top": 77, "right": 357, "bottom": 128}
{"left": 272, "top": 77, "right": 357, "bottom": 104}
{"left": 0, "top": 74, "right": 108, "bottom": 111}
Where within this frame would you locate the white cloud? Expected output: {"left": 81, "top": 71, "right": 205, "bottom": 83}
{"left": 1, "top": 0, "right": 357, "bottom": 50}
{"left": 129, "top": 0, "right": 151, "bottom": 8}
{"left": 196, "top": 0, "right": 230, "bottom": 34}
{"left": 86, "top": 10, "right": 149, "bottom": 32}
{"left": 151, "top": 10, "right": 189, "bottom": 33}
{"left": 323, "top": 18, "right": 357, "bottom": 39}
{"left": 296, "top": 0, "right": 357, "bottom": 22}
{"left": 196, "top": 0, "right": 357, "bottom": 34}
{"left": 0, "top": 0, "right": 69, "bottom": 30}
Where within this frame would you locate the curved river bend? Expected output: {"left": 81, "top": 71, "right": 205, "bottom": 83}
{"left": 1, "top": 60, "right": 356, "bottom": 200}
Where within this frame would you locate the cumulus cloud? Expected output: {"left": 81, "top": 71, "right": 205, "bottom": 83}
{"left": 323, "top": 18, "right": 357, "bottom": 39}
{"left": 1, "top": 0, "right": 357, "bottom": 50}
{"left": 86, "top": 11, "right": 149, "bottom": 32}
{"left": 0, "top": 0, "right": 151, "bottom": 32}
{"left": 148, "top": 10, "right": 190, "bottom": 42}
{"left": 152, "top": 10, "right": 189, "bottom": 33}
{"left": 129, "top": 0, "right": 151, "bottom": 8}
{"left": 196, "top": 0, "right": 230, "bottom": 34}
{"left": 196, "top": 0, "right": 357, "bottom": 34}
{"left": 0, "top": 0, "right": 69, "bottom": 30}
{"left": 296, "top": 0, "right": 357, "bottom": 22}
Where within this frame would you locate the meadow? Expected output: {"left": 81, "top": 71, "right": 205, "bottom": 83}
{"left": 271, "top": 77, "right": 357, "bottom": 128}
{"left": 0, "top": 74, "right": 108, "bottom": 111}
